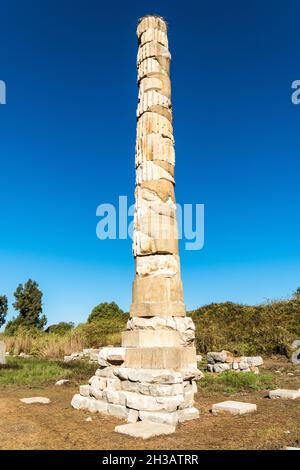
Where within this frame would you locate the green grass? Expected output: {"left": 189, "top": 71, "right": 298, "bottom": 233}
{"left": 0, "top": 357, "right": 96, "bottom": 388}
{"left": 198, "top": 370, "right": 276, "bottom": 394}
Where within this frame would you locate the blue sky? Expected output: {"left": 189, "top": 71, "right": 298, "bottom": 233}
{"left": 0, "top": 0, "right": 299, "bottom": 327}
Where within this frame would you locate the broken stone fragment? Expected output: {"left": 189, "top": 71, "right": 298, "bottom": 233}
{"left": 114, "top": 367, "right": 183, "bottom": 384}
{"left": 269, "top": 389, "right": 300, "bottom": 399}
{"left": 115, "top": 420, "right": 175, "bottom": 439}
{"left": 20, "top": 397, "right": 50, "bottom": 405}
{"left": 212, "top": 400, "right": 257, "bottom": 415}
{"left": 178, "top": 407, "right": 200, "bottom": 422}
{"left": 139, "top": 410, "right": 179, "bottom": 425}
{"left": 98, "top": 347, "right": 126, "bottom": 367}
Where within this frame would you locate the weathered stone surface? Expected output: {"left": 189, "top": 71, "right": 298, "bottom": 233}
{"left": 108, "top": 403, "right": 129, "bottom": 419}
{"left": 98, "top": 347, "right": 126, "bottom": 367}
{"left": 71, "top": 394, "right": 88, "bottom": 410}
{"left": 213, "top": 363, "right": 230, "bottom": 373}
{"left": 178, "top": 407, "right": 199, "bottom": 422}
{"left": 269, "top": 389, "right": 300, "bottom": 400}
{"left": 115, "top": 420, "right": 175, "bottom": 439}
{"left": 181, "top": 367, "right": 204, "bottom": 381}
{"left": 124, "top": 347, "right": 196, "bottom": 370}
{"left": 139, "top": 410, "right": 178, "bottom": 425}
{"left": 178, "top": 391, "right": 194, "bottom": 409}
{"left": 89, "top": 387, "right": 104, "bottom": 400}
{"left": 291, "top": 348, "right": 300, "bottom": 365}
{"left": 126, "top": 316, "right": 195, "bottom": 347}
{"left": 70, "top": 16, "right": 200, "bottom": 427}
{"left": 212, "top": 401, "right": 257, "bottom": 415}
{"left": 207, "top": 351, "right": 231, "bottom": 364}
{"left": 122, "top": 330, "right": 180, "bottom": 348}
{"left": 114, "top": 367, "right": 183, "bottom": 384}
{"left": 95, "top": 367, "right": 116, "bottom": 378}
{"left": 20, "top": 397, "right": 51, "bottom": 405}
{"left": 292, "top": 340, "right": 300, "bottom": 350}
{"left": 241, "top": 356, "right": 263, "bottom": 367}
{"left": 124, "top": 391, "right": 183, "bottom": 412}
{"left": 79, "top": 385, "right": 90, "bottom": 397}
{"left": 87, "top": 398, "right": 99, "bottom": 413}
{"left": 212, "top": 400, "right": 257, "bottom": 415}
{"left": 139, "top": 382, "right": 184, "bottom": 397}
{"left": 127, "top": 409, "right": 139, "bottom": 423}
{"left": 0, "top": 341, "right": 6, "bottom": 365}
{"left": 95, "top": 400, "right": 109, "bottom": 414}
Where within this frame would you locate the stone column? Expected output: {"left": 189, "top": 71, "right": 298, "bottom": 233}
{"left": 123, "top": 16, "right": 197, "bottom": 370}
{"left": 130, "top": 15, "right": 185, "bottom": 320}
{"left": 71, "top": 16, "right": 202, "bottom": 427}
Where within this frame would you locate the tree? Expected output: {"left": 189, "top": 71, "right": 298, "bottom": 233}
{"left": 0, "top": 295, "right": 8, "bottom": 328}
{"left": 8, "top": 279, "right": 46, "bottom": 332}
{"left": 87, "top": 301, "right": 124, "bottom": 323}
{"left": 293, "top": 287, "right": 300, "bottom": 300}
{"left": 46, "top": 322, "right": 74, "bottom": 335}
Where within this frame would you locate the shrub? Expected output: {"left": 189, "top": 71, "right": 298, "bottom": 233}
{"left": 87, "top": 301, "right": 124, "bottom": 323}
{"left": 191, "top": 296, "right": 300, "bottom": 357}
{"left": 46, "top": 322, "right": 74, "bottom": 335}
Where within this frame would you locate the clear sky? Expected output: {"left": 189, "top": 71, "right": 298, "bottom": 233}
{"left": 0, "top": 0, "right": 299, "bottom": 327}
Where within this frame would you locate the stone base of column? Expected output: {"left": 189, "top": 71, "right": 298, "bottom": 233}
{"left": 71, "top": 346, "right": 203, "bottom": 426}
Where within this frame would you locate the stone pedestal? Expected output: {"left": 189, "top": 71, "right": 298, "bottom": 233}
{"left": 71, "top": 15, "right": 202, "bottom": 427}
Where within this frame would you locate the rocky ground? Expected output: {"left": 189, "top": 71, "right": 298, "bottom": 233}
{"left": 0, "top": 358, "right": 299, "bottom": 450}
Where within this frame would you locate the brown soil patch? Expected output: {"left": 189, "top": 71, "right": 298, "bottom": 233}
{"left": 0, "top": 360, "right": 300, "bottom": 450}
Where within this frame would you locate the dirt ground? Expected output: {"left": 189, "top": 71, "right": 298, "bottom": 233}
{"left": 1, "top": 360, "right": 300, "bottom": 450}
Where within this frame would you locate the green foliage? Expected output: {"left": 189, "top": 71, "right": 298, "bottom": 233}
{"left": 78, "top": 316, "right": 127, "bottom": 348}
{"left": 0, "top": 295, "right": 8, "bottom": 328}
{"left": 0, "top": 356, "right": 96, "bottom": 387}
{"left": 87, "top": 301, "right": 124, "bottom": 323}
{"left": 46, "top": 322, "right": 74, "bottom": 335}
{"left": 199, "top": 370, "right": 275, "bottom": 394}
{"left": 293, "top": 287, "right": 300, "bottom": 300}
{"left": 5, "top": 280, "right": 46, "bottom": 334}
{"left": 191, "top": 295, "right": 300, "bottom": 357}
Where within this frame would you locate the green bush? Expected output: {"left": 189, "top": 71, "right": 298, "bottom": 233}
{"left": 46, "top": 322, "right": 74, "bottom": 335}
{"left": 191, "top": 295, "right": 300, "bottom": 357}
{"left": 87, "top": 301, "right": 124, "bottom": 323}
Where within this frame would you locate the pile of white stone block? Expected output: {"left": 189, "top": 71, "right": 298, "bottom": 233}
{"left": 71, "top": 346, "right": 202, "bottom": 425}
{"left": 64, "top": 348, "right": 100, "bottom": 363}
{"left": 207, "top": 350, "right": 263, "bottom": 373}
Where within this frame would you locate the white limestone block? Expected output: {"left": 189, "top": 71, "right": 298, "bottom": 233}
{"left": 241, "top": 356, "right": 263, "bottom": 367}
{"left": 20, "top": 397, "right": 50, "bottom": 405}
{"left": 127, "top": 409, "right": 139, "bottom": 423}
{"left": 139, "top": 410, "right": 179, "bottom": 425}
{"left": 108, "top": 404, "right": 129, "bottom": 419}
{"left": 114, "top": 368, "right": 183, "bottom": 384}
{"left": 212, "top": 400, "right": 257, "bottom": 415}
{"left": 213, "top": 363, "right": 230, "bottom": 373}
{"left": 98, "top": 347, "right": 126, "bottom": 367}
{"left": 115, "top": 421, "right": 175, "bottom": 439}
{"left": 178, "top": 407, "right": 200, "bottom": 422}
{"left": 269, "top": 389, "right": 300, "bottom": 400}
{"left": 79, "top": 385, "right": 90, "bottom": 397}
{"left": 71, "top": 394, "right": 88, "bottom": 410}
